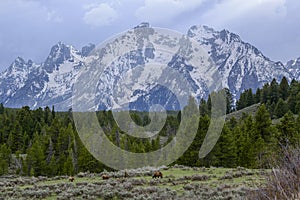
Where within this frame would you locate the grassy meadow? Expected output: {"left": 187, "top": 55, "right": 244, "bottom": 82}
{"left": 0, "top": 165, "right": 268, "bottom": 199}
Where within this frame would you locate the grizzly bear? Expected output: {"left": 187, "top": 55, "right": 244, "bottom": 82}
{"left": 152, "top": 171, "right": 163, "bottom": 178}
{"left": 68, "top": 176, "right": 75, "bottom": 182}
{"left": 102, "top": 175, "right": 110, "bottom": 180}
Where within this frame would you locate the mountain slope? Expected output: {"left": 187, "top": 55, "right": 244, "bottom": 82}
{"left": 286, "top": 57, "right": 300, "bottom": 79}
{"left": 187, "top": 25, "right": 291, "bottom": 100}
{"left": 0, "top": 24, "right": 297, "bottom": 110}
{"left": 0, "top": 42, "right": 91, "bottom": 109}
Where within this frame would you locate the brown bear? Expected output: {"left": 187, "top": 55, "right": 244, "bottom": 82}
{"left": 102, "top": 175, "right": 110, "bottom": 180}
{"left": 152, "top": 171, "right": 163, "bottom": 178}
{"left": 68, "top": 176, "right": 75, "bottom": 182}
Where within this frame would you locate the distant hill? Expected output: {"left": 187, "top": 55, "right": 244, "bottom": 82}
{"left": 226, "top": 103, "right": 260, "bottom": 121}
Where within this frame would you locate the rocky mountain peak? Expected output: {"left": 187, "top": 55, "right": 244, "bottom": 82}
{"left": 0, "top": 24, "right": 299, "bottom": 110}
{"left": 43, "top": 42, "right": 72, "bottom": 73}
{"left": 134, "top": 22, "right": 150, "bottom": 29}
{"left": 81, "top": 43, "right": 95, "bottom": 57}
{"left": 286, "top": 57, "right": 300, "bottom": 79}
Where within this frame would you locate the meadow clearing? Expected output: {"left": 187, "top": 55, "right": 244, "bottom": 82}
{"left": 0, "top": 165, "right": 268, "bottom": 200}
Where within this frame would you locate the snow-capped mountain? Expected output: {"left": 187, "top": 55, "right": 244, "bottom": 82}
{"left": 0, "top": 24, "right": 297, "bottom": 110}
{"left": 187, "top": 25, "right": 291, "bottom": 100}
{"left": 0, "top": 42, "right": 92, "bottom": 109}
{"left": 286, "top": 57, "right": 300, "bottom": 79}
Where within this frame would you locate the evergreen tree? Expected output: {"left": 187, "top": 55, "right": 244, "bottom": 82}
{"left": 237, "top": 89, "right": 255, "bottom": 110}
{"left": 236, "top": 92, "right": 246, "bottom": 110}
{"left": 16, "top": 106, "right": 34, "bottom": 138}
{"left": 276, "top": 111, "right": 299, "bottom": 147}
{"left": 207, "top": 95, "right": 212, "bottom": 116}
{"left": 0, "top": 144, "right": 11, "bottom": 175}
{"left": 47, "top": 155, "right": 57, "bottom": 177}
{"left": 279, "top": 76, "right": 290, "bottom": 100}
{"left": 218, "top": 124, "right": 237, "bottom": 167}
{"left": 51, "top": 105, "right": 55, "bottom": 119}
{"left": 26, "top": 134, "right": 46, "bottom": 176}
{"left": 274, "top": 98, "right": 289, "bottom": 118}
{"left": 295, "top": 92, "right": 300, "bottom": 114}
{"left": 254, "top": 88, "right": 261, "bottom": 103}
{"left": 288, "top": 80, "right": 300, "bottom": 113}
{"left": 44, "top": 106, "right": 52, "bottom": 125}
{"left": 0, "top": 103, "right": 4, "bottom": 115}
{"left": 254, "top": 104, "right": 273, "bottom": 143}
{"left": 261, "top": 83, "right": 270, "bottom": 103}
{"left": 269, "top": 78, "right": 279, "bottom": 104}
{"left": 199, "top": 98, "right": 209, "bottom": 116}
{"left": 176, "top": 115, "right": 210, "bottom": 166}
{"left": 63, "top": 149, "right": 75, "bottom": 175}
{"left": 225, "top": 88, "right": 234, "bottom": 113}
{"left": 236, "top": 115, "right": 256, "bottom": 168}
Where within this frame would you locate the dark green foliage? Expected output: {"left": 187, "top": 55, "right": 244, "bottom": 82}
{"left": 0, "top": 103, "right": 4, "bottom": 114}
{"left": 274, "top": 98, "right": 289, "bottom": 118}
{"left": 269, "top": 78, "right": 279, "bottom": 104}
{"left": 0, "top": 144, "right": 11, "bottom": 175}
{"left": 254, "top": 104, "right": 273, "bottom": 142}
{"left": 1, "top": 77, "right": 300, "bottom": 175}
{"left": 237, "top": 88, "right": 254, "bottom": 110}
{"left": 276, "top": 111, "right": 299, "bottom": 147}
{"left": 279, "top": 76, "right": 289, "bottom": 100}
{"left": 225, "top": 88, "right": 234, "bottom": 113}
{"left": 26, "top": 133, "right": 46, "bottom": 176}
{"left": 287, "top": 80, "right": 300, "bottom": 114}
{"left": 199, "top": 98, "right": 209, "bottom": 116}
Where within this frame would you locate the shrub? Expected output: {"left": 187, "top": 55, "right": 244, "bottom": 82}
{"left": 248, "top": 147, "right": 300, "bottom": 199}
{"left": 191, "top": 174, "right": 210, "bottom": 181}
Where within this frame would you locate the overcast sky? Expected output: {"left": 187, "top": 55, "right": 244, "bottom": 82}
{"left": 0, "top": 0, "right": 299, "bottom": 72}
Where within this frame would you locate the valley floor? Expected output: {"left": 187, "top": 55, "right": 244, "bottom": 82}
{"left": 0, "top": 165, "right": 268, "bottom": 200}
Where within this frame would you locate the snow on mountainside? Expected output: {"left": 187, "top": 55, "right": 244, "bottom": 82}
{"left": 187, "top": 25, "right": 291, "bottom": 99}
{"left": 0, "top": 42, "right": 91, "bottom": 109}
{"left": 286, "top": 57, "right": 300, "bottom": 79}
{"left": 0, "top": 24, "right": 298, "bottom": 110}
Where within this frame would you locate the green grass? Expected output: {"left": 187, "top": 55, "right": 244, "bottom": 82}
{"left": 1, "top": 167, "right": 269, "bottom": 199}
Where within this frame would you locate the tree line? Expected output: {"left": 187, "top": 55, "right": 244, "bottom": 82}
{"left": 1, "top": 77, "right": 300, "bottom": 176}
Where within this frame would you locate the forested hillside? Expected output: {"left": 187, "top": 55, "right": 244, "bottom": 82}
{"left": 1, "top": 77, "right": 300, "bottom": 176}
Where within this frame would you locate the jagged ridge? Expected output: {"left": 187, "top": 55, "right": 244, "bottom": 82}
{"left": 0, "top": 24, "right": 298, "bottom": 110}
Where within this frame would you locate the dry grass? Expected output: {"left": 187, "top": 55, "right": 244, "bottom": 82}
{"left": 0, "top": 166, "right": 268, "bottom": 199}
{"left": 247, "top": 147, "right": 300, "bottom": 200}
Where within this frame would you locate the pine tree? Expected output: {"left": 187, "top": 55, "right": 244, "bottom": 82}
{"left": 254, "top": 104, "right": 273, "bottom": 143}
{"left": 288, "top": 80, "right": 300, "bottom": 113}
{"left": 176, "top": 115, "right": 210, "bottom": 167}
{"left": 199, "top": 99, "right": 209, "bottom": 116}
{"left": 255, "top": 88, "right": 261, "bottom": 103}
{"left": 0, "top": 144, "right": 11, "bottom": 175}
{"left": 295, "top": 92, "right": 300, "bottom": 114}
{"left": 254, "top": 134, "right": 266, "bottom": 168}
{"left": 225, "top": 88, "right": 234, "bottom": 113}
{"left": 51, "top": 105, "right": 55, "bottom": 119}
{"left": 274, "top": 98, "right": 289, "bottom": 118}
{"left": 276, "top": 111, "right": 299, "bottom": 147}
{"left": 279, "top": 76, "right": 290, "bottom": 100}
{"left": 16, "top": 106, "right": 34, "bottom": 138}
{"left": 44, "top": 106, "right": 52, "bottom": 126}
{"left": 26, "top": 135, "right": 46, "bottom": 176}
{"left": 47, "top": 155, "right": 57, "bottom": 177}
{"left": 269, "top": 78, "right": 279, "bottom": 104}
{"left": 0, "top": 103, "right": 4, "bottom": 115}
{"left": 218, "top": 124, "right": 237, "bottom": 167}
{"left": 261, "top": 83, "right": 270, "bottom": 103}
{"left": 63, "top": 149, "right": 74, "bottom": 176}
{"left": 236, "top": 115, "right": 255, "bottom": 167}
